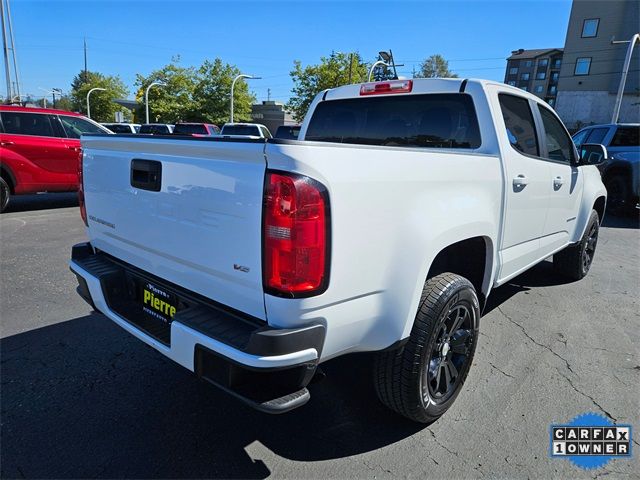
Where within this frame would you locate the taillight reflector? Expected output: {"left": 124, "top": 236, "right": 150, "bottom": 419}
{"left": 360, "top": 79, "right": 413, "bottom": 96}
{"left": 263, "top": 171, "right": 329, "bottom": 296}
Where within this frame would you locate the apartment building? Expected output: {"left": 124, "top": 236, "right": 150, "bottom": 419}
{"left": 555, "top": 0, "right": 639, "bottom": 129}
{"left": 504, "top": 48, "right": 564, "bottom": 105}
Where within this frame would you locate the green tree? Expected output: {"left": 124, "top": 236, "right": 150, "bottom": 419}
{"left": 134, "top": 58, "right": 197, "bottom": 123}
{"left": 287, "top": 52, "right": 368, "bottom": 122}
{"left": 54, "top": 95, "right": 74, "bottom": 112}
{"left": 70, "top": 70, "right": 130, "bottom": 122}
{"left": 192, "top": 58, "right": 256, "bottom": 125}
{"left": 415, "top": 54, "right": 458, "bottom": 79}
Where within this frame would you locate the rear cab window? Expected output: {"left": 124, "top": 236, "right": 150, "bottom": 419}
{"left": 305, "top": 94, "right": 481, "bottom": 149}
{"left": 174, "top": 124, "right": 208, "bottom": 135}
{"left": 222, "top": 125, "right": 261, "bottom": 136}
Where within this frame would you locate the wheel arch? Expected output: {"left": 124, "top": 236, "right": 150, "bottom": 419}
{"left": 425, "top": 235, "right": 494, "bottom": 312}
{"left": 0, "top": 163, "right": 16, "bottom": 194}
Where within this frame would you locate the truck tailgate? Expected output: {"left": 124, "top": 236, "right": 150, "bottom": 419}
{"left": 81, "top": 136, "right": 267, "bottom": 320}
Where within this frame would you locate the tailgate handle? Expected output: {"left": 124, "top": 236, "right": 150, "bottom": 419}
{"left": 131, "top": 159, "right": 162, "bottom": 192}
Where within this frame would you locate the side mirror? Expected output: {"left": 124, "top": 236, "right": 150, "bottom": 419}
{"left": 577, "top": 143, "right": 608, "bottom": 166}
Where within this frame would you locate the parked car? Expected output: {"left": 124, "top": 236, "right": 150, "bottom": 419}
{"left": 572, "top": 123, "right": 639, "bottom": 213}
{"left": 274, "top": 125, "right": 301, "bottom": 140}
{"left": 139, "top": 123, "right": 174, "bottom": 135}
{"left": 0, "top": 105, "right": 111, "bottom": 212}
{"left": 173, "top": 123, "right": 220, "bottom": 136}
{"left": 102, "top": 123, "right": 141, "bottom": 134}
{"left": 220, "top": 122, "right": 272, "bottom": 139}
{"left": 71, "top": 78, "right": 606, "bottom": 422}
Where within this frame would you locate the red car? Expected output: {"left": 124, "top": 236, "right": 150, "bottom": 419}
{"left": 0, "top": 105, "right": 111, "bottom": 212}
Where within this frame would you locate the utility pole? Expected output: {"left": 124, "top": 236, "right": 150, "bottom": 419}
{"left": 84, "top": 37, "right": 88, "bottom": 83}
{"left": 5, "top": 0, "right": 19, "bottom": 100}
{"left": 1, "top": 0, "right": 12, "bottom": 102}
{"left": 267, "top": 88, "right": 271, "bottom": 101}
{"left": 348, "top": 53, "right": 353, "bottom": 84}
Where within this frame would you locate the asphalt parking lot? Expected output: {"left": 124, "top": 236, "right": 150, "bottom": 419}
{"left": 1, "top": 194, "right": 639, "bottom": 479}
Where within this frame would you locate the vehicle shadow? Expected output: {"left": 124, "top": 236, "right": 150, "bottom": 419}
{"left": 483, "top": 260, "right": 573, "bottom": 316}
{"left": 0, "top": 314, "right": 422, "bottom": 479}
{"left": 2, "top": 192, "right": 78, "bottom": 214}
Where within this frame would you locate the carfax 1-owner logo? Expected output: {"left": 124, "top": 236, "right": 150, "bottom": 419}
{"left": 550, "top": 413, "right": 633, "bottom": 470}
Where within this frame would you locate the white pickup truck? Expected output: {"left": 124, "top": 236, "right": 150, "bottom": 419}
{"left": 70, "top": 78, "right": 607, "bottom": 423}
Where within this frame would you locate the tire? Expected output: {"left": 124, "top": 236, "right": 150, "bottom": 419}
{"left": 604, "top": 174, "right": 630, "bottom": 216}
{"left": 0, "top": 176, "right": 10, "bottom": 213}
{"left": 373, "top": 273, "right": 480, "bottom": 423}
{"left": 553, "top": 209, "right": 600, "bottom": 281}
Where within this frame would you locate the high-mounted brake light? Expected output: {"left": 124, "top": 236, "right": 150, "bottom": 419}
{"left": 263, "top": 171, "right": 329, "bottom": 297}
{"left": 77, "top": 149, "right": 88, "bottom": 226}
{"left": 360, "top": 79, "right": 413, "bottom": 96}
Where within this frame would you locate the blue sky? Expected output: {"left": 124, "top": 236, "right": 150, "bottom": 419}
{"left": 9, "top": 0, "right": 573, "bottom": 103}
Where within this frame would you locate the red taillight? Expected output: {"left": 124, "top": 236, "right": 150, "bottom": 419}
{"left": 263, "top": 172, "right": 329, "bottom": 296}
{"left": 360, "top": 79, "right": 413, "bottom": 95}
{"left": 77, "top": 149, "right": 87, "bottom": 226}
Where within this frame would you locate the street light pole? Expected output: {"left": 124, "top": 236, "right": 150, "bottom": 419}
{"left": 611, "top": 33, "right": 640, "bottom": 124}
{"left": 230, "top": 74, "right": 260, "bottom": 123}
{"left": 86, "top": 87, "right": 106, "bottom": 119}
{"left": 145, "top": 81, "right": 166, "bottom": 124}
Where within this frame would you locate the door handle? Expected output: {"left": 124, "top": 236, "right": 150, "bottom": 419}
{"left": 67, "top": 146, "right": 82, "bottom": 152}
{"left": 553, "top": 176, "right": 564, "bottom": 188}
{"left": 0, "top": 141, "right": 14, "bottom": 146}
{"left": 513, "top": 175, "right": 528, "bottom": 188}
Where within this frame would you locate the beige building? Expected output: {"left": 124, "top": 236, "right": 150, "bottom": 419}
{"left": 504, "top": 48, "right": 564, "bottom": 104}
{"left": 555, "top": 0, "right": 640, "bottom": 129}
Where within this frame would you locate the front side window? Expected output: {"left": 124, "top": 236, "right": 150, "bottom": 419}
{"left": 305, "top": 93, "right": 481, "bottom": 149}
{"left": 572, "top": 129, "right": 591, "bottom": 147}
{"left": 538, "top": 106, "right": 575, "bottom": 163}
{"left": 610, "top": 127, "right": 640, "bottom": 147}
{"left": 0, "top": 112, "right": 55, "bottom": 136}
{"left": 59, "top": 115, "right": 107, "bottom": 138}
{"left": 582, "top": 18, "right": 599, "bottom": 37}
{"left": 575, "top": 58, "right": 591, "bottom": 75}
{"left": 509, "top": 67, "right": 518, "bottom": 75}
{"left": 536, "top": 72, "right": 547, "bottom": 80}
{"left": 498, "top": 94, "right": 539, "bottom": 156}
{"left": 585, "top": 127, "right": 610, "bottom": 144}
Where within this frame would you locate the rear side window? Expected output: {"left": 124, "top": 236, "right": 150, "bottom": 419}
{"left": 610, "top": 126, "right": 639, "bottom": 147}
{"left": 59, "top": 116, "right": 106, "bottom": 138}
{"left": 498, "top": 94, "right": 539, "bottom": 156}
{"left": 305, "top": 94, "right": 481, "bottom": 149}
{"left": 0, "top": 112, "right": 55, "bottom": 137}
{"left": 538, "top": 106, "right": 575, "bottom": 163}
{"left": 585, "top": 127, "right": 609, "bottom": 145}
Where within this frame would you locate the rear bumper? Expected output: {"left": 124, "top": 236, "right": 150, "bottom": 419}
{"left": 70, "top": 242, "right": 325, "bottom": 413}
